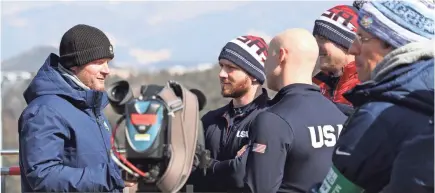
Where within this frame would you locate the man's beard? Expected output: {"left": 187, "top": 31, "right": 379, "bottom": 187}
{"left": 319, "top": 53, "right": 345, "bottom": 76}
{"left": 220, "top": 76, "right": 250, "bottom": 98}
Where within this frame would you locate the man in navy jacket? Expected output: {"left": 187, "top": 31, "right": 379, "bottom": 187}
{"left": 244, "top": 29, "right": 347, "bottom": 193}
{"left": 313, "top": 1, "right": 434, "bottom": 193}
{"left": 187, "top": 35, "right": 270, "bottom": 192}
{"left": 18, "top": 24, "right": 129, "bottom": 192}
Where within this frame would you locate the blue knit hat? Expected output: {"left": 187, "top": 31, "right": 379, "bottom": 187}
{"left": 218, "top": 35, "right": 268, "bottom": 84}
{"left": 358, "top": 0, "right": 434, "bottom": 48}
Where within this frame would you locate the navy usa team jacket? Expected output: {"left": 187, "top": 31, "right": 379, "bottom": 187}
{"left": 187, "top": 88, "right": 269, "bottom": 192}
{"left": 244, "top": 84, "right": 347, "bottom": 193}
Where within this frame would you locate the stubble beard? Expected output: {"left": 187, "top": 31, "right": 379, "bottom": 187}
{"left": 221, "top": 76, "right": 250, "bottom": 99}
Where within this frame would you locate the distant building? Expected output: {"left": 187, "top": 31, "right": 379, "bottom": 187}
{"left": 167, "top": 63, "right": 214, "bottom": 75}
{"left": 109, "top": 68, "right": 137, "bottom": 79}
{"left": 1, "top": 71, "right": 33, "bottom": 83}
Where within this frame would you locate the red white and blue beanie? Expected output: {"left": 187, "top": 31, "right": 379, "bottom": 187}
{"left": 358, "top": 0, "right": 434, "bottom": 48}
{"left": 218, "top": 35, "right": 268, "bottom": 84}
{"left": 313, "top": 5, "right": 359, "bottom": 49}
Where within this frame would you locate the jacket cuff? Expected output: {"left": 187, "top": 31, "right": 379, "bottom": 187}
{"left": 212, "top": 160, "right": 231, "bottom": 174}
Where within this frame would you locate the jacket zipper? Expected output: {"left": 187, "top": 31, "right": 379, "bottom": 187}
{"left": 331, "top": 78, "right": 341, "bottom": 101}
{"left": 224, "top": 116, "right": 231, "bottom": 144}
{"left": 224, "top": 114, "right": 244, "bottom": 145}
{"left": 93, "top": 96, "right": 111, "bottom": 163}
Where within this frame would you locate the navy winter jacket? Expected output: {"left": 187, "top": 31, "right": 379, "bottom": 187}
{"left": 18, "top": 54, "right": 124, "bottom": 192}
{"left": 244, "top": 84, "right": 347, "bottom": 193}
{"left": 317, "top": 42, "right": 434, "bottom": 193}
{"left": 187, "top": 89, "right": 269, "bottom": 192}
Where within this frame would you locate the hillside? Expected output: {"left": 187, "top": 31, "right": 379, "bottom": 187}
{"left": 1, "top": 46, "right": 58, "bottom": 72}
{"left": 1, "top": 46, "right": 123, "bottom": 72}
{"left": 1, "top": 46, "right": 209, "bottom": 73}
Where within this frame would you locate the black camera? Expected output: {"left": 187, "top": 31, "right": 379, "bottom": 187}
{"left": 106, "top": 79, "right": 210, "bottom": 192}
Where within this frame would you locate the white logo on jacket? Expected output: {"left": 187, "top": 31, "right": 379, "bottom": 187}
{"left": 103, "top": 121, "right": 111, "bottom": 132}
{"left": 236, "top": 130, "right": 249, "bottom": 138}
{"left": 308, "top": 124, "right": 343, "bottom": 148}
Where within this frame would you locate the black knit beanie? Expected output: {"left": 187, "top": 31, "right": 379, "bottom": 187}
{"left": 58, "top": 24, "right": 114, "bottom": 68}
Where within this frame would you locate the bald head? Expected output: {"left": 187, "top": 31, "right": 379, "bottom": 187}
{"left": 272, "top": 28, "right": 318, "bottom": 69}
{"left": 264, "top": 28, "right": 319, "bottom": 90}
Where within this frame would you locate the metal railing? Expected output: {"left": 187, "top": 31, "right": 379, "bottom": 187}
{"left": 1, "top": 149, "right": 126, "bottom": 156}
{"left": 0, "top": 150, "right": 19, "bottom": 156}
{"left": 1, "top": 149, "right": 20, "bottom": 175}
{"left": 1, "top": 149, "right": 129, "bottom": 193}
{"left": 1, "top": 166, "right": 20, "bottom": 176}
{"left": 1, "top": 149, "right": 20, "bottom": 193}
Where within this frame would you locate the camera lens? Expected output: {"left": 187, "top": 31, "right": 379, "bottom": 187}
{"left": 112, "top": 86, "right": 126, "bottom": 102}
{"left": 107, "top": 80, "right": 134, "bottom": 115}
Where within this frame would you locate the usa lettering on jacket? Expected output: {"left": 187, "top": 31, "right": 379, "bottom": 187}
{"left": 236, "top": 130, "right": 249, "bottom": 138}
{"left": 308, "top": 124, "right": 343, "bottom": 148}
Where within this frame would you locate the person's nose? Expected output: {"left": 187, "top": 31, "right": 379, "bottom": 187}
{"left": 348, "top": 41, "right": 360, "bottom": 56}
{"left": 101, "top": 61, "right": 111, "bottom": 76}
{"left": 219, "top": 67, "right": 228, "bottom": 79}
{"left": 316, "top": 43, "right": 326, "bottom": 56}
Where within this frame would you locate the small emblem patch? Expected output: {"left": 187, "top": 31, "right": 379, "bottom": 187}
{"left": 360, "top": 15, "right": 373, "bottom": 28}
{"left": 252, "top": 143, "right": 267, "bottom": 154}
{"left": 103, "top": 121, "right": 110, "bottom": 132}
{"left": 109, "top": 45, "right": 114, "bottom": 54}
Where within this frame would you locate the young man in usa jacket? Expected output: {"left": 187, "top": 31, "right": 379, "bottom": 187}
{"left": 187, "top": 35, "right": 270, "bottom": 192}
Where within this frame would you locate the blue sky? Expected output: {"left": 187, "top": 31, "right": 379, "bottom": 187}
{"left": 1, "top": 0, "right": 351, "bottom": 69}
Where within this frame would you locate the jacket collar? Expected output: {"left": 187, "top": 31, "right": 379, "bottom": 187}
{"left": 371, "top": 41, "right": 434, "bottom": 81}
{"left": 314, "top": 61, "right": 358, "bottom": 90}
{"left": 270, "top": 83, "right": 320, "bottom": 106}
{"left": 23, "top": 53, "right": 109, "bottom": 112}
{"left": 220, "top": 88, "right": 269, "bottom": 118}
{"left": 344, "top": 41, "right": 434, "bottom": 108}
{"left": 341, "top": 61, "right": 358, "bottom": 83}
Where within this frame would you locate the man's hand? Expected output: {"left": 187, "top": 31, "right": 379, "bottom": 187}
{"left": 124, "top": 180, "right": 137, "bottom": 187}
{"left": 236, "top": 145, "right": 248, "bottom": 157}
{"left": 122, "top": 170, "right": 138, "bottom": 188}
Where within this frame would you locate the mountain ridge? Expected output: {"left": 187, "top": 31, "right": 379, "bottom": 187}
{"left": 1, "top": 45, "right": 212, "bottom": 73}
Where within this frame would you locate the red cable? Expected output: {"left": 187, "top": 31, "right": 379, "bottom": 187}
{"left": 111, "top": 120, "right": 149, "bottom": 178}
{"left": 9, "top": 166, "right": 20, "bottom": 175}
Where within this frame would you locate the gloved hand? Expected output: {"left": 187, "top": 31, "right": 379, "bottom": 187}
{"left": 191, "top": 143, "right": 212, "bottom": 175}
{"left": 307, "top": 182, "right": 322, "bottom": 193}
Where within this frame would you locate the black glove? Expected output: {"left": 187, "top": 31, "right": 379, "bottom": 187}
{"left": 307, "top": 182, "right": 322, "bottom": 193}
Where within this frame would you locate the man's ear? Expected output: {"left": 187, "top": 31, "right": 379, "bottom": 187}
{"left": 70, "top": 66, "right": 79, "bottom": 74}
{"left": 250, "top": 76, "right": 257, "bottom": 82}
{"left": 279, "top": 47, "right": 287, "bottom": 66}
{"left": 377, "top": 41, "right": 394, "bottom": 57}
{"left": 248, "top": 75, "right": 259, "bottom": 85}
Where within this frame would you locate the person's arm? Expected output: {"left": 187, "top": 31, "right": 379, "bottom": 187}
{"left": 334, "top": 102, "right": 354, "bottom": 116}
{"left": 19, "top": 105, "right": 124, "bottom": 192}
{"left": 187, "top": 112, "right": 249, "bottom": 189}
{"left": 204, "top": 146, "right": 248, "bottom": 188}
{"left": 209, "top": 144, "right": 248, "bottom": 174}
{"left": 102, "top": 114, "right": 137, "bottom": 188}
{"left": 381, "top": 124, "right": 434, "bottom": 193}
{"left": 201, "top": 119, "right": 249, "bottom": 188}
{"left": 244, "top": 111, "right": 292, "bottom": 193}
